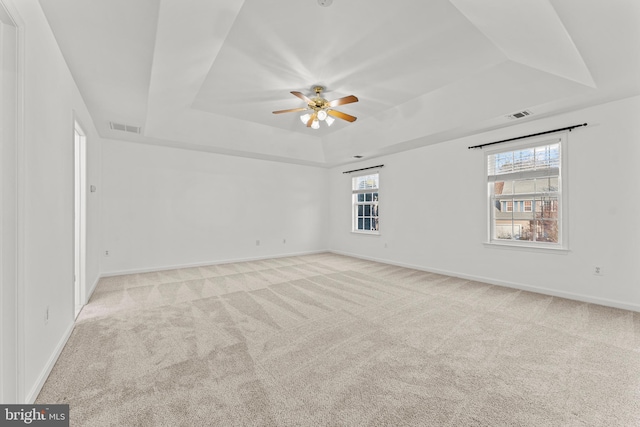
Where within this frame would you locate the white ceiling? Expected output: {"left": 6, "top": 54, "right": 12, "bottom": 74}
{"left": 39, "top": 0, "right": 640, "bottom": 167}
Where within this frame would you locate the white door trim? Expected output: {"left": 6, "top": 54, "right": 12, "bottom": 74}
{"left": 0, "top": 0, "right": 24, "bottom": 404}
{"left": 73, "top": 119, "right": 87, "bottom": 318}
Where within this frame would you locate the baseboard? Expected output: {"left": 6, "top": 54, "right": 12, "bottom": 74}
{"left": 25, "top": 321, "right": 75, "bottom": 403}
{"left": 100, "top": 250, "right": 329, "bottom": 278}
{"left": 329, "top": 250, "right": 640, "bottom": 313}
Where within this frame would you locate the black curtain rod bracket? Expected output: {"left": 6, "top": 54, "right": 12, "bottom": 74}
{"left": 468, "top": 123, "right": 587, "bottom": 150}
{"left": 342, "top": 164, "right": 384, "bottom": 174}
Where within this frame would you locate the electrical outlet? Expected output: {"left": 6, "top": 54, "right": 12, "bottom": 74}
{"left": 256, "top": 240, "right": 260, "bottom": 246}
{"left": 594, "top": 266, "right": 603, "bottom": 276}
{"left": 104, "top": 250, "right": 110, "bottom": 257}
{"left": 283, "top": 239, "right": 286, "bottom": 244}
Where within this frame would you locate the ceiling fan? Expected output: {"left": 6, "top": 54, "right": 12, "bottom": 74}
{"left": 272, "top": 86, "right": 358, "bottom": 129}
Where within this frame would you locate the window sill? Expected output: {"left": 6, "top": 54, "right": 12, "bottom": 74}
{"left": 351, "top": 231, "right": 380, "bottom": 236}
{"left": 483, "top": 241, "right": 569, "bottom": 254}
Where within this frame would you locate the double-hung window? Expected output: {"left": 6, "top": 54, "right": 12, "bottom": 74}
{"left": 487, "top": 136, "right": 566, "bottom": 248}
{"left": 352, "top": 173, "right": 379, "bottom": 233}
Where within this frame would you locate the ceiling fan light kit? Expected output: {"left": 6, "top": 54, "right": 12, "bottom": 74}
{"left": 273, "top": 85, "right": 358, "bottom": 130}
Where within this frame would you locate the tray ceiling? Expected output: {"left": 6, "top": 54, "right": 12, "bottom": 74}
{"left": 39, "top": 0, "right": 640, "bottom": 166}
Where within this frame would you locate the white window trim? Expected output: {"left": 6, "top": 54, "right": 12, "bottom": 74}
{"left": 484, "top": 133, "right": 569, "bottom": 250}
{"left": 351, "top": 231, "right": 381, "bottom": 236}
{"left": 351, "top": 170, "right": 380, "bottom": 235}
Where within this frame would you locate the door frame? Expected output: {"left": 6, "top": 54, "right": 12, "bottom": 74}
{"left": 0, "top": 0, "right": 24, "bottom": 404}
{"left": 73, "top": 119, "right": 87, "bottom": 318}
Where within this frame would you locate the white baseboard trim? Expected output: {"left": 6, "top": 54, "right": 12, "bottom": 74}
{"left": 330, "top": 250, "right": 640, "bottom": 313}
{"left": 100, "top": 250, "right": 329, "bottom": 278}
{"left": 25, "top": 321, "right": 75, "bottom": 404}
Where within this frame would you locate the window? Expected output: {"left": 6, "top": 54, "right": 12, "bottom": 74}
{"left": 352, "top": 173, "right": 379, "bottom": 233}
{"left": 487, "top": 136, "right": 566, "bottom": 247}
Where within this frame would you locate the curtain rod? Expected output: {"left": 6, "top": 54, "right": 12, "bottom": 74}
{"left": 467, "top": 123, "right": 588, "bottom": 150}
{"left": 342, "top": 164, "right": 384, "bottom": 174}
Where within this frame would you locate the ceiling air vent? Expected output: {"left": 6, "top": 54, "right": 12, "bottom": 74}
{"left": 109, "top": 122, "right": 141, "bottom": 134}
{"left": 506, "top": 110, "right": 533, "bottom": 120}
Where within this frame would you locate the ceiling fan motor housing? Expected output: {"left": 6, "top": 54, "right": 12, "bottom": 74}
{"left": 311, "top": 87, "right": 327, "bottom": 109}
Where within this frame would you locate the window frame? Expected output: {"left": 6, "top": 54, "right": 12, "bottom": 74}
{"left": 485, "top": 134, "right": 568, "bottom": 251}
{"left": 351, "top": 171, "right": 380, "bottom": 235}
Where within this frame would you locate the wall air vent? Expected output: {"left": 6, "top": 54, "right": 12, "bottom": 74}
{"left": 506, "top": 110, "right": 533, "bottom": 120}
{"left": 109, "top": 122, "right": 141, "bottom": 134}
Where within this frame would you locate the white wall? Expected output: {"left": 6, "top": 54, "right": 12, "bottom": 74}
{"left": 3, "top": 0, "right": 102, "bottom": 403}
{"left": 0, "top": 1, "right": 20, "bottom": 403}
{"left": 329, "top": 95, "right": 640, "bottom": 311}
{"left": 100, "top": 140, "right": 328, "bottom": 275}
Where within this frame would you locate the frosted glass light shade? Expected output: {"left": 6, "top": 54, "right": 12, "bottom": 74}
{"left": 311, "top": 120, "right": 320, "bottom": 129}
{"left": 325, "top": 116, "right": 335, "bottom": 126}
{"left": 317, "top": 110, "right": 328, "bottom": 121}
{"left": 300, "top": 113, "right": 311, "bottom": 124}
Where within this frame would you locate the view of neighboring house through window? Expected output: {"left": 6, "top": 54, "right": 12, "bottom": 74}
{"left": 487, "top": 137, "right": 565, "bottom": 246}
{"left": 352, "top": 173, "right": 379, "bottom": 233}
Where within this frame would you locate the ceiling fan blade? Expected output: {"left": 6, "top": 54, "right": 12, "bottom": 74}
{"left": 327, "top": 95, "right": 358, "bottom": 108}
{"left": 291, "top": 91, "right": 315, "bottom": 105}
{"left": 306, "top": 112, "right": 318, "bottom": 127}
{"left": 328, "top": 109, "right": 357, "bottom": 122}
{"left": 272, "top": 107, "right": 309, "bottom": 114}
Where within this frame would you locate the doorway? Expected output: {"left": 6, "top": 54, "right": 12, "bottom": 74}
{"left": 74, "top": 121, "right": 86, "bottom": 319}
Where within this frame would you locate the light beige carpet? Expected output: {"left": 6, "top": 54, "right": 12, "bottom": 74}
{"left": 37, "top": 253, "right": 640, "bottom": 426}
